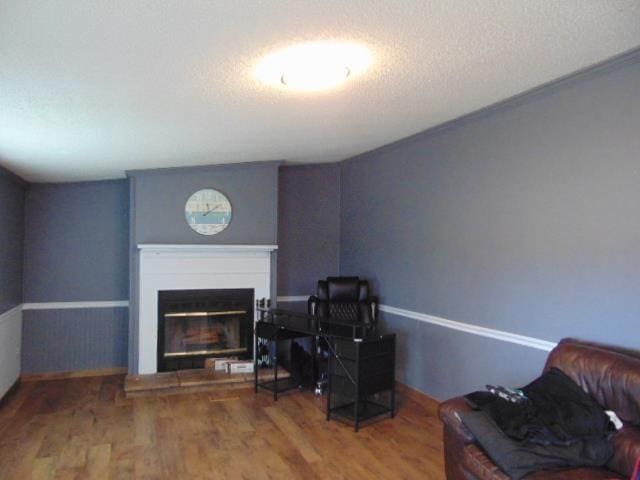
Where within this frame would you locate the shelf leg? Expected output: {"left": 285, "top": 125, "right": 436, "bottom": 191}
{"left": 390, "top": 385, "right": 396, "bottom": 418}
{"left": 326, "top": 340, "right": 332, "bottom": 421}
{"left": 254, "top": 331, "right": 259, "bottom": 394}
{"left": 273, "top": 339, "right": 278, "bottom": 401}
{"left": 354, "top": 342, "right": 360, "bottom": 432}
{"left": 391, "top": 336, "right": 396, "bottom": 418}
{"left": 354, "top": 397, "right": 360, "bottom": 432}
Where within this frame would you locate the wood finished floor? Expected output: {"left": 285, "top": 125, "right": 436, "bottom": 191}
{"left": 0, "top": 375, "right": 445, "bottom": 479}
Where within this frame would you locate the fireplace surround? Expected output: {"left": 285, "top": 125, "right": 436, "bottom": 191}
{"left": 136, "top": 244, "right": 277, "bottom": 374}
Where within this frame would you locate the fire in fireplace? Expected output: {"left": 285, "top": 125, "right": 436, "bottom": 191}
{"left": 157, "top": 289, "right": 253, "bottom": 372}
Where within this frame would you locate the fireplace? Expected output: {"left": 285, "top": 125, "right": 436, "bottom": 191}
{"left": 157, "top": 289, "right": 253, "bottom": 372}
{"left": 136, "top": 244, "right": 277, "bottom": 374}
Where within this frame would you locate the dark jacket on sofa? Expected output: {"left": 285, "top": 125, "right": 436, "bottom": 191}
{"left": 462, "top": 367, "right": 615, "bottom": 478}
{"left": 438, "top": 339, "right": 640, "bottom": 480}
{"left": 465, "top": 367, "right": 614, "bottom": 446}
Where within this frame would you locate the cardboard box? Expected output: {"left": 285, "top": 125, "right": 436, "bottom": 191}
{"left": 214, "top": 357, "right": 238, "bottom": 371}
{"left": 227, "top": 361, "right": 254, "bottom": 374}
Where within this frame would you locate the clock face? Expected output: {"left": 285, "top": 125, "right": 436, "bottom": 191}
{"left": 185, "top": 189, "right": 232, "bottom": 235}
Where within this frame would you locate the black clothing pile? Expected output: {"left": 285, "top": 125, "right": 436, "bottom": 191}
{"left": 461, "top": 368, "right": 615, "bottom": 479}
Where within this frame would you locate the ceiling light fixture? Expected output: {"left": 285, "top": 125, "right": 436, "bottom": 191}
{"left": 255, "top": 41, "right": 372, "bottom": 92}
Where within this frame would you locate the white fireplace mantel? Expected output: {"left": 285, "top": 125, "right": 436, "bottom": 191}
{"left": 136, "top": 243, "right": 277, "bottom": 374}
{"left": 138, "top": 244, "right": 278, "bottom": 253}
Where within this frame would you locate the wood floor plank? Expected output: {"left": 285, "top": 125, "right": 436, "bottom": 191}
{"left": 30, "top": 456, "right": 56, "bottom": 480}
{"left": 36, "top": 412, "right": 72, "bottom": 459}
{"left": 0, "top": 374, "right": 445, "bottom": 479}
{"left": 56, "top": 434, "right": 88, "bottom": 470}
{"left": 132, "top": 445, "right": 163, "bottom": 479}
{"left": 263, "top": 404, "right": 323, "bottom": 464}
{"left": 86, "top": 443, "right": 111, "bottom": 479}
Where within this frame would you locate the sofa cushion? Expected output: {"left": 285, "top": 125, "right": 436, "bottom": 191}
{"left": 461, "top": 444, "right": 624, "bottom": 480}
{"left": 525, "top": 467, "right": 624, "bottom": 479}
{"left": 545, "top": 340, "right": 640, "bottom": 425}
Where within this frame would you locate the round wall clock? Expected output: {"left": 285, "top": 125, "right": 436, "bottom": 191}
{"left": 184, "top": 188, "right": 232, "bottom": 235}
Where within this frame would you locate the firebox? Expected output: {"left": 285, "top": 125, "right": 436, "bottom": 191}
{"left": 157, "top": 289, "right": 253, "bottom": 372}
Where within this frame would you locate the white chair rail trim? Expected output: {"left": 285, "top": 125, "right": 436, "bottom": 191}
{"left": 22, "top": 301, "right": 129, "bottom": 310}
{"left": 275, "top": 295, "right": 556, "bottom": 352}
{"left": 276, "top": 295, "right": 309, "bottom": 302}
{"left": 379, "top": 304, "right": 557, "bottom": 352}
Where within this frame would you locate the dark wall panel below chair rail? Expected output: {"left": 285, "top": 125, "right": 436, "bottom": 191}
{"left": 22, "top": 307, "right": 128, "bottom": 374}
{"left": 378, "top": 310, "right": 548, "bottom": 400}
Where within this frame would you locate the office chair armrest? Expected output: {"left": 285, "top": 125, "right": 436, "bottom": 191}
{"left": 308, "top": 295, "right": 320, "bottom": 315}
{"left": 369, "top": 296, "right": 379, "bottom": 326}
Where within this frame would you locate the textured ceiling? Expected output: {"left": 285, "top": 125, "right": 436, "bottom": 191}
{"left": 1, "top": 1, "right": 639, "bottom": 182}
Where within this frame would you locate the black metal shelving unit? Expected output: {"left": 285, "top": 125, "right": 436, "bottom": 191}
{"left": 254, "top": 300, "right": 396, "bottom": 431}
{"left": 327, "top": 334, "right": 396, "bottom": 431}
{"left": 254, "top": 302, "right": 316, "bottom": 400}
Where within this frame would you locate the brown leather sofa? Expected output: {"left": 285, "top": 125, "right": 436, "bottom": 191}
{"left": 438, "top": 338, "right": 640, "bottom": 479}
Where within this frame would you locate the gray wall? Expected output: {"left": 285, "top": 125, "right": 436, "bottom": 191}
{"left": 130, "top": 162, "right": 279, "bottom": 245}
{"left": 22, "top": 180, "right": 129, "bottom": 373}
{"left": 0, "top": 167, "right": 26, "bottom": 314}
{"left": 277, "top": 164, "right": 341, "bottom": 297}
{"left": 24, "top": 181, "right": 129, "bottom": 302}
{"left": 340, "top": 53, "right": 640, "bottom": 399}
{"left": 127, "top": 161, "right": 280, "bottom": 373}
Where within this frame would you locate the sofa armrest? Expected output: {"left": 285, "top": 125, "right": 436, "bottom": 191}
{"left": 607, "top": 425, "right": 640, "bottom": 477}
{"left": 438, "top": 396, "right": 477, "bottom": 444}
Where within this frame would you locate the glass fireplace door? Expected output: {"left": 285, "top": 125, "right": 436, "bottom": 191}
{"left": 163, "top": 311, "right": 247, "bottom": 359}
